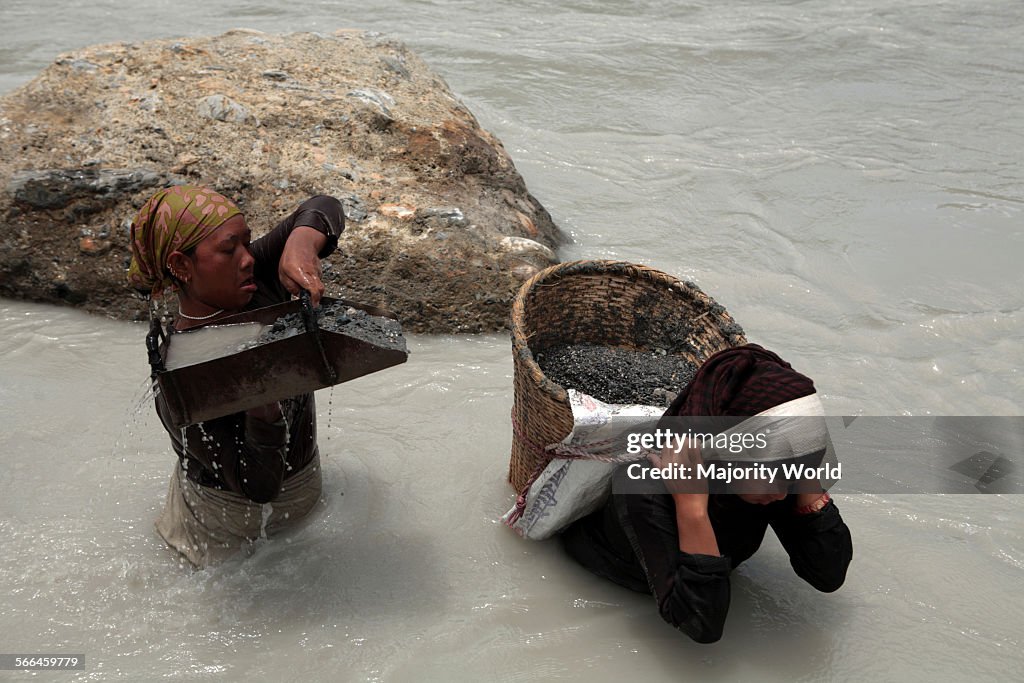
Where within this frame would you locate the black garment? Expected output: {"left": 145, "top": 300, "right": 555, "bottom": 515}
{"left": 562, "top": 466, "right": 852, "bottom": 643}
{"left": 154, "top": 195, "right": 345, "bottom": 504}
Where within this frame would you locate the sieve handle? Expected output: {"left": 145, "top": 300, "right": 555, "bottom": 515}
{"left": 146, "top": 315, "right": 167, "bottom": 377}
{"left": 300, "top": 289, "right": 338, "bottom": 384}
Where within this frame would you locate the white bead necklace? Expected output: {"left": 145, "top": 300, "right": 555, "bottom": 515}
{"left": 177, "top": 306, "right": 225, "bottom": 321}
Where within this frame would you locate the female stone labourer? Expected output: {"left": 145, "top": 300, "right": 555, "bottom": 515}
{"left": 561, "top": 344, "right": 853, "bottom": 642}
{"left": 127, "top": 185, "right": 344, "bottom": 567}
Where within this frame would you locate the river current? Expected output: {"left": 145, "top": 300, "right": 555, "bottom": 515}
{"left": 1, "top": 0, "right": 1022, "bottom": 680}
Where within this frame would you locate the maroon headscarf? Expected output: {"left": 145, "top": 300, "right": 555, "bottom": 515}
{"left": 668, "top": 343, "right": 816, "bottom": 418}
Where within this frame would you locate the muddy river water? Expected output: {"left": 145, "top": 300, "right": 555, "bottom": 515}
{"left": 1, "top": 0, "right": 1022, "bottom": 680}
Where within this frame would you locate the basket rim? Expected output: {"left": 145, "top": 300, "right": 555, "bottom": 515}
{"left": 510, "top": 259, "right": 705, "bottom": 405}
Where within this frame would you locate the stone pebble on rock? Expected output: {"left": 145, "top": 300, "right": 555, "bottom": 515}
{"left": 196, "top": 94, "right": 252, "bottom": 124}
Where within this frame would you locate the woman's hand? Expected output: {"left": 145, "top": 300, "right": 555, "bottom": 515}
{"left": 246, "top": 401, "right": 283, "bottom": 424}
{"left": 279, "top": 226, "right": 328, "bottom": 306}
{"left": 649, "top": 437, "right": 707, "bottom": 499}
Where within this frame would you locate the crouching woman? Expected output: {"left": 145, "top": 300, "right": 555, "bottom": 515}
{"left": 561, "top": 344, "right": 853, "bottom": 642}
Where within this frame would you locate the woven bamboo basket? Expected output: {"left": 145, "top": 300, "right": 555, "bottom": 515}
{"left": 508, "top": 260, "right": 747, "bottom": 492}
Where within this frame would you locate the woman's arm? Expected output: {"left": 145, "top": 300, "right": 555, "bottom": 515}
{"left": 651, "top": 441, "right": 722, "bottom": 556}
{"left": 278, "top": 227, "right": 329, "bottom": 306}
{"left": 673, "top": 493, "right": 721, "bottom": 556}
{"left": 155, "top": 395, "right": 289, "bottom": 504}
{"left": 250, "top": 195, "right": 345, "bottom": 305}
{"left": 611, "top": 467, "right": 732, "bottom": 643}
{"left": 770, "top": 496, "right": 853, "bottom": 592}
{"left": 656, "top": 551, "right": 732, "bottom": 644}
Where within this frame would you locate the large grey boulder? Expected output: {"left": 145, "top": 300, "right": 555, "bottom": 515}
{"left": 0, "top": 29, "right": 564, "bottom": 332}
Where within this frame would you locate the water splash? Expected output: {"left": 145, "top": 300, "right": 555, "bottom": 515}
{"left": 259, "top": 502, "right": 273, "bottom": 540}
{"left": 325, "top": 386, "right": 335, "bottom": 444}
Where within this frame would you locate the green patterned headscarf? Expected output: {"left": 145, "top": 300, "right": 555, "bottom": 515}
{"left": 127, "top": 185, "right": 242, "bottom": 296}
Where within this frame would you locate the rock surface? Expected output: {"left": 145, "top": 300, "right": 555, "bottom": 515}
{"left": 0, "top": 29, "right": 565, "bottom": 331}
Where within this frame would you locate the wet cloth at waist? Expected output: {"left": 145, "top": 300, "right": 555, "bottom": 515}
{"left": 155, "top": 450, "right": 323, "bottom": 568}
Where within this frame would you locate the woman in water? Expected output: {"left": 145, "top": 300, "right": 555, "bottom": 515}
{"left": 128, "top": 185, "right": 344, "bottom": 567}
{"left": 561, "top": 344, "right": 853, "bottom": 642}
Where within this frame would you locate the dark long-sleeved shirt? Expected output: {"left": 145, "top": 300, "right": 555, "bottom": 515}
{"left": 562, "top": 465, "right": 852, "bottom": 643}
{"left": 154, "top": 195, "right": 345, "bottom": 503}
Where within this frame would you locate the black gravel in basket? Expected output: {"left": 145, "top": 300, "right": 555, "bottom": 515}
{"left": 535, "top": 344, "right": 697, "bottom": 406}
{"left": 253, "top": 300, "right": 406, "bottom": 352}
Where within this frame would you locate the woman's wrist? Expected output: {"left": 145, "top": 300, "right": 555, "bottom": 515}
{"left": 287, "top": 225, "right": 328, "bottom": 254}
{"left": 674, "top": 505, "right": 720, "bottom": 556}
{"left": 794, "top": 491, "right": 831, "bottom": 515}
{"left": 672, "top": 492, "right": 709, "bottom": 520}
